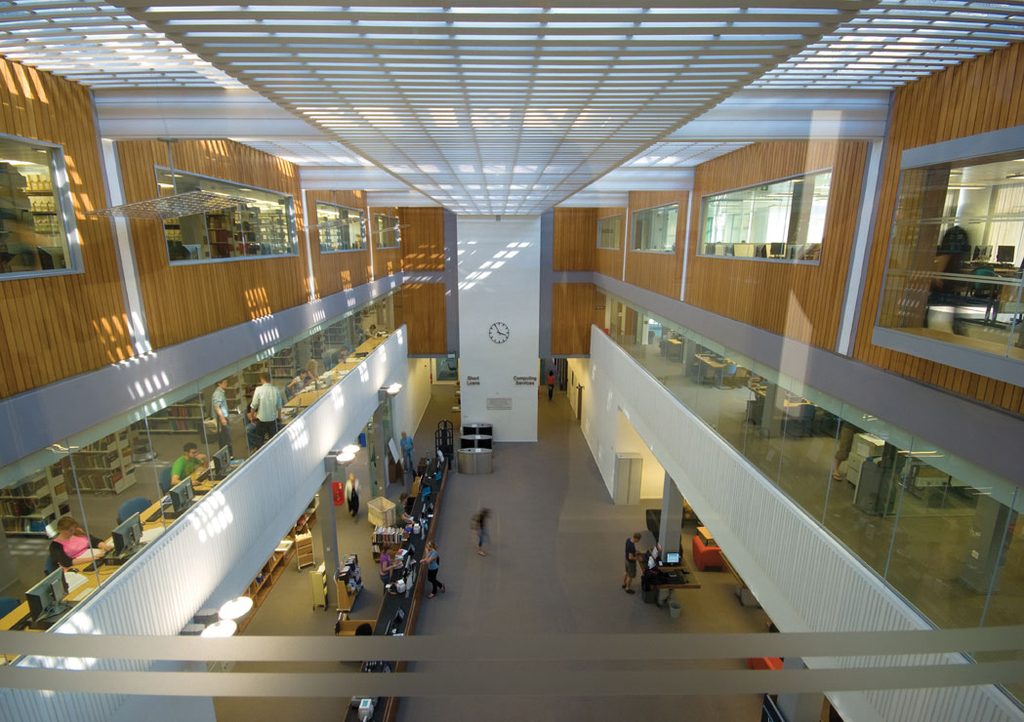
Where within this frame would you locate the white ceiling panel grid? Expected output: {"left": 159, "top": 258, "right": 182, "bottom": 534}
{"left": 117, "top": 1, "right": 875, "bottom": 214}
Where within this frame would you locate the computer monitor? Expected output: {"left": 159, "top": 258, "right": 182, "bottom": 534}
{"left": 664, "top": 551, "right": 681, "bottom": 565}
{"left": 26, "top": 568, "right": 69, "bottom": 623}
{"left": 769, "top": 243, "right": 785, "bottom": 258}
{"left": 386, "top": 608, "right": 406, "bottom": 636}
{"left": 997, "top": 245, "right": 1015, "bottom": 263}
{"left": 211, "top": 445, "right": 231, "bottom": 480}
{"left": 168, "top": 477, "right": 195, "bottom": 514}
{"left": 111, "top": 512, "right": 144, "bottom": 558}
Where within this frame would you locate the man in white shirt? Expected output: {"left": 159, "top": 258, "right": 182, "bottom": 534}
{"left": 248, "top": 373, "right": 282, "bottom": 450}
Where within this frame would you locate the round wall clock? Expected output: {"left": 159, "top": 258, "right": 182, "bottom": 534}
{"left": 488, "top": 321, "right": 510, "bottom": 344}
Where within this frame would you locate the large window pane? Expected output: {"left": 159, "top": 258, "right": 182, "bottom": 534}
{"left": 0, "top": 135, "right": 77, "bottom": 277}
{"left": 597, "top": 214, "right": 623, "bottom": 249}
{"left": 374, "top": 212, "right": 400, "bottom": 249}
{"left": 157, "top": 168, "right": 296, "bottom": 262}
{"left": 316, "top": 201, "right": 365, "bottom": 253}
{"left": 700, "top": 170, "right": 831, "bottom": 263}
{"left": 631, "top": 204, "right": 677, "bottom": 252}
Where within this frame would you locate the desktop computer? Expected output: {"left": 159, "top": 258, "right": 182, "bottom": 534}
{"left": 106, "top": 512, "right": 146, "bottom": 565}
{"left": 25, "top": 568, "right": 70, "bottom": 629}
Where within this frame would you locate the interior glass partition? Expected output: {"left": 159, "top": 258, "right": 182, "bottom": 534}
{"left": 603, "top": 292, "right": 1023, "bottom": 703}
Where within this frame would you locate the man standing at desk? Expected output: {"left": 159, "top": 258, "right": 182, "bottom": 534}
{"left": 622, "top": 532, "right": 641, "bottom": 595}
{"left": 211, "top": 378, "right": 233, "bottom": 459}
{"left": 400, "top": 431, "right": 415, "bottom": 473}
{"left": 249, "top": 373, "right": 283, "bottom": 449}
{"left": 171, "top": 442, "right": 207, "bottom": 486}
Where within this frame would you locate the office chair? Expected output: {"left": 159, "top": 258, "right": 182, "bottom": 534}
{"left": 0, "top": 597, "right": 19, "bottom": 618}
{"left": 117, "top": 497, "right": 152, "bottom": 525}
{"left": 43, "top": 553, "right": 59, "bottom": 575}
{"left": 158, "top": 466, "right": 173, "bottom": 495}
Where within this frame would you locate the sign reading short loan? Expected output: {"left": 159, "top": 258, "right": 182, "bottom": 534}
{"left": 486, "top": 397, "right": 513, "bottom": 411}
{"left": 466, "top": 376, "right": 481, "bottom": 386}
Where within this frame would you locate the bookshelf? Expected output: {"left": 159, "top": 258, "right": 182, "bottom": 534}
{"left": 70, "top": 429, "right": 137, "bottom": 495}
{"left": 0, "top": 460, "right": 71, "bottom": 536}
{"left": 146, "top": 399, "right": 204, "bottom": 434}
{"left": 241, "top": 362, "right": 270, "bottom": 402}
{"left": 270, "top": 346, "right": 296, "bottom": 381}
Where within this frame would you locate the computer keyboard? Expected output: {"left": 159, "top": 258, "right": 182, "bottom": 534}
{"left": 146, "top": 510, "right": 163, "bottom": 524}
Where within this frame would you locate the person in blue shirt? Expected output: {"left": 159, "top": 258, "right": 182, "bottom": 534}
{"left": 400, "top": 431, "right": 415, "bottom": 473}
{"left": 419, "top": 540, "right": 446, "bottom": 598}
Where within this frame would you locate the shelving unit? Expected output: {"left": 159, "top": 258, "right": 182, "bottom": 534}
{"left": 243, "top": 538, "right": 294, "bottom": 625}
{"left": 241, "top": 361, "right": 270, "bottom": 402}
{"left": 71, "top": 429, "right": 137, "bottom": 495}
{"left": 0, "top": 460, "right": 71, "bottom": 536}
{"left": 295, "top": 530, "right": 315, "bottom": 570}
{"left": 270, "top": 346, "right": 296, "bottom": 381}
{"left": 310, "top": 561, "right": 328, "bottom": 610}
{"left": 146, "top": 400, "right": 204, "bottom": 435}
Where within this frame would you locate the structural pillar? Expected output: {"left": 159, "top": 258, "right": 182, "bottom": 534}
{"left": 777, "top": 658, "right": 824, "bottom": 722}
{"left": 659, "top": 472, "right": 684, "bottom": 553}
{"left": 319, "top": 473, "right": 340, "bottom": 608}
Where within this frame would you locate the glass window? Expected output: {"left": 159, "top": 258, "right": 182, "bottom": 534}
{"left": 374, "top": 212, "right": 400, "bottom": 249}
{"left": 316, "top": 201, "right": 365, "bottom": 253}
{"left": 157, "top": 168, "right": 297, "bottom": 262}
{"left": 597, "top": 214, "right": 624, "bottom": 250}
{"left": 700, "top": 170, "right": 831, "bottom": 263}
{"left": 878, "top": 151, "right": 1024, "bottom": 363}
{"left": 0, "top": 135, "right": 77, "bottom": 278}
{"left": 631, "top": 204, "right": 678, "bottom": 252}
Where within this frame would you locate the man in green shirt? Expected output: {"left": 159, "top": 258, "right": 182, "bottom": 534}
{"left": 171, "top": 442, "right": 207, "bottom": 486}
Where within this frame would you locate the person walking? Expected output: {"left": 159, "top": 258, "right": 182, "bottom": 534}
{"left": 622, "top": 532, "right": 641, "bottom": 594}
{"left": 546, "top": 369, "right": 556, "bottom": 401}
{"left": 400, "top": 431, "right": 415, "bottom": 474}
{"left": 345, "top": 472, "right": 361, "bottom": 519}
{"left": 472, "top": 508, "right": 491, "bottom": 556}
{"left": 419, "top": 540, "right": 446, "bottom": 597}
{"left": 211, "top": 378, "right": 233, "bottom": 459}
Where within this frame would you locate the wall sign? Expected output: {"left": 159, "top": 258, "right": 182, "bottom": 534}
{"left": 486, "top": 397, "right": 513, "bottom": 411}
{"left": 466, "top": 375, "right": 481, "bottom": 386}
{"left": 513, "top": 375, "right": 537, "bottom": 386}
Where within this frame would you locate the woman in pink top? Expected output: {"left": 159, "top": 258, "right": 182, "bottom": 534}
{"left": 49, "top": 516, "right": 112, "bottom": 569}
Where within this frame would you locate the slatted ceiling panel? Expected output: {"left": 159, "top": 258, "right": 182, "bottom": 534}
{"left": 854, "top": 42, "right": 1024, "bottom": 417}
{"left": 398, "top": 207, "right": 445, "bottom": 271}
{"left": 393, "top": 282, "right": 447, "bottom": 355}
{"left": 116, "top": 138, "right": 307, "bottom": 350}
{"left": 306, "top": 188, "right": 372, "bottom": 298}
{"left": 624, "top": 190, "right": 688, "bottom": 299}
{"left": 683, "top": 139, "right": 868, "bottom": 349}
{"left": 594, "top": 206, "right": 627, "bottom": 281}
{"left": 552, "top": 207, "right": 597, "bottom": 272}
{"left": 551, "top": 283, "right": 598, "bottom": 355}
{"left": 0, "top": 58, "right": 131, "bottom": 399}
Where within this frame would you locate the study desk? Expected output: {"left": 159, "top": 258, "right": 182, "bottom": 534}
{"left": 694, "top": 353, "right": 730, "bottom": 387}
{"left": 664, "top": 337, "right": 684, "bottom": 360}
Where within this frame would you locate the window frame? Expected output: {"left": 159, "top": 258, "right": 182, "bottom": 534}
{"left": 154, "top": 166, "right": 299, "bottom": 266}
{"left": 0, "top": 132, "right": 83, "bottom": 282}
{"left": 373, "top": 211, "right": 401, "bottom": 250}
{"left": 696, "top": 168, "right": 832, "bottom": 266}
{"left": 314, "top": 200, "right": 366, "bottom": 254}
{"left": 596, "top": 213, "right": 624, "bottom": 250}
{"left": 630, "top": 203, "right": 678, "bottom": 254}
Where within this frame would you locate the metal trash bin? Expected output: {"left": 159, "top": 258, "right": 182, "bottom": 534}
{"left": 457, "top": 447, "right": 493, "bottom": 474}
{"left": 668, "top": 600, "right": 682, "bottom": 619}
{"left": 460, "top": 434, "right": 493, "bottom": 449}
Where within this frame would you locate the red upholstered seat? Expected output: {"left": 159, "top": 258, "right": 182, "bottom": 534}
{"left": 691, "top": 534, "right": 724, "bottom": 571}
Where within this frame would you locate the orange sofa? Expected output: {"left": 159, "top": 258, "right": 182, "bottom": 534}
{"left": 747, "top": 657, "right": 783, "bottom": 671}
{"left": 692, "top": 534, "right": 724, "bottom": 571}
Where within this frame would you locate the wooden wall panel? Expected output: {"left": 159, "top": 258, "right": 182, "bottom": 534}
{"left": 854, "top": 43, "right": 1024, "bottom": 415}
{"left": 369, "top": 206, "right": 403, "bottom": 278}
{"left": 0, "top": 59, "right": 131, "bottom": 398}
{"left": 117, "top": 139, "right": 306, "bottom": 350}
{"left": 685, "top": 140, "right": 869, "bottom": 349}
{"left": 306, "top": 189, "right": 371, "bottom": 298}
{"left": 551, "top": 283, "right": 602, "bottom": 355}
{"left": 552, "top": 207, "right": 597, "bottom": 271}
{"left": 393, "top": 282, "right": 446, "bottom": 355}
{"left": 595, "top": 206, "right": 626, "bottom": 280}
{"left": 399, "top": 206, "right": 445, "bottom": 271}
{"left": 625, "top": 190, "right": 687, "bottom": 299}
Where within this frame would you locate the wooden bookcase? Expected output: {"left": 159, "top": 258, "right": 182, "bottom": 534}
{"left": 71, "top": 429, "right": 137, "bottom": 495}
{"left": 146, "top": 400, "right": 204, "bottom": 435}
{"left": 0, "top": 460, "right": 71, "bottom": 536}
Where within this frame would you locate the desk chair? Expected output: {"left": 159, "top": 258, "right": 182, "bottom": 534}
{"left": 158, "top": 467, "right": 173, "bottom": 495}
{"left": 0, "top": 597, "right": 19, "bottom": 618}
{"left": 43, "top": 552, "right": 59, "bottom": 575}
{"left": 117, "top": 497, "right": 152, "bottom": 525}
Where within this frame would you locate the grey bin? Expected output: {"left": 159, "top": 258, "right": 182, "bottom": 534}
{"left": 457, "top": 447, "right": 493, "bottom": 474}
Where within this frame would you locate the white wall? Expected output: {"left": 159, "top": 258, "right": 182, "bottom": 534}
{"left": 572, "top": 332, "right": 1023, "bottom": 722}
{"left": 615, "top": 411, "right": 666, "bottom": 499}
{"left": 0, "top": 330, "right": 414, "bottom": 722}
{"left": 392, "top": 357, "right": 433, "bottom": 445}
{"left": 456, "top": 216, "right": 541, "bottom": 442}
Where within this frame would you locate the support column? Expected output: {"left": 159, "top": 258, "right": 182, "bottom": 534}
{"left": 659, "top": 472, "right": 683, "bottom": 554}
{"left": 777, "top": 658, "right": 824, "bottom": 722}
{"left": 761, "top": 382, "right": 779, "bottom": 437}
{"left": 319, "top": 474, "right": 340, "bottom": 608}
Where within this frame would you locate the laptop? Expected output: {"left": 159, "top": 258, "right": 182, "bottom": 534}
{"left": 664, "top": 552, "right": 681, "bottom": 565}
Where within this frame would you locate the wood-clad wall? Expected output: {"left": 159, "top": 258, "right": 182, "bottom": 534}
{"left": 369, "top": 206, "right": 402, "bottom": 278}
{"left": 624, "top": 190, "right": 688, "bottom": 298}
{"left": 0, "top": 59, "right": 131, "bottom": 398}
{"left": 551, "top": 283, "right": 602, "bottom": 355}
{"left": 854, "top": 43, "right": 1024, "bottom": 415}
{"left": 394, "top": 282, "right": 447, "bottom": 355}
{"left": 595, "top": 206, "right": 626, "bottom": 280}
{"left": 685, "top": 140, "right": 869, "bottom": 349}
{"left": 306, "top": 189, "right": 371, "bottom": 298}
{"left": 399, "top": 206, "right": 445, "bottom": 271}
{"left": 552, "top": 207, "right": 597, "bottom": 271}
{"left": 117, "top": 139, "right": 306, "bottom": 349}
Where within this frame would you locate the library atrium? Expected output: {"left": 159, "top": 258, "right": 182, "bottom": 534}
{"left": 0, "top": 2, "right": 1023, "bottom": 722}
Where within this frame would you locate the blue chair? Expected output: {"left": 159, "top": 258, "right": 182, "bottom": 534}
{"left": 117, "top": 497, "right": 152, "bottom": 525}
{"left": 0, "top": 597, "right": 19, "bottom": 617}
{"left": 158, "top": 466, "right": 173, "bottom": 495}
{"left": 43, "top": 552, "right": 59, "bottom": 575}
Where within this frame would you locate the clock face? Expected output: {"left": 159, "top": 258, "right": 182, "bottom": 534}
{"left": 488, "top": 321, "right": 510, "bottom": 344}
